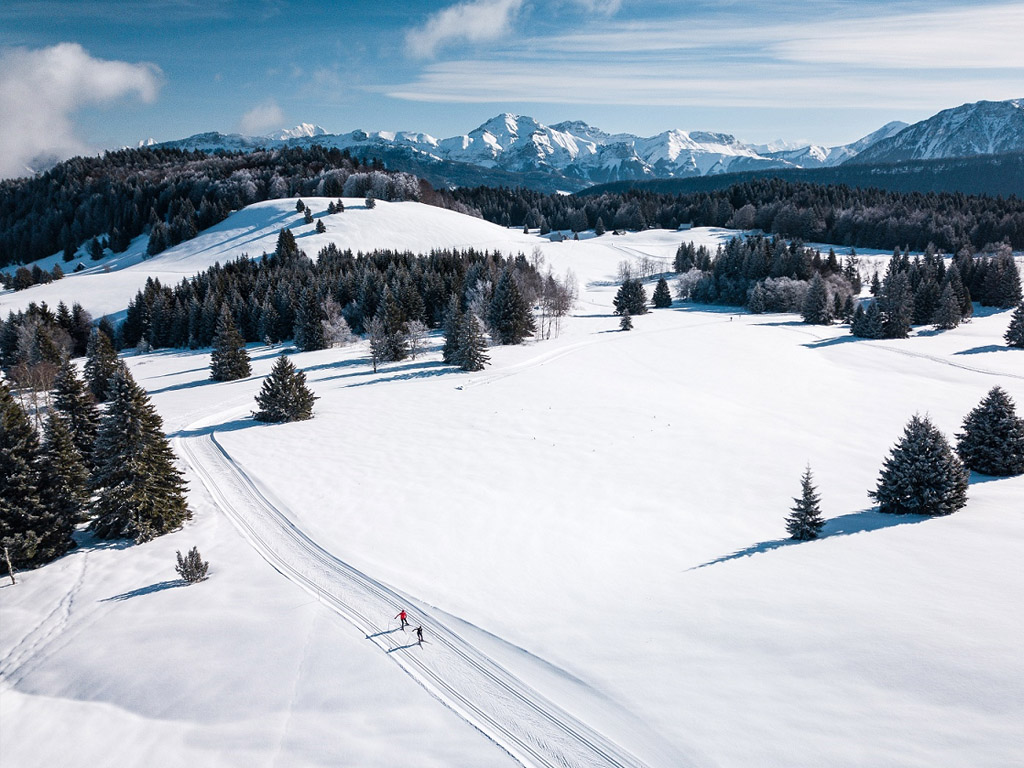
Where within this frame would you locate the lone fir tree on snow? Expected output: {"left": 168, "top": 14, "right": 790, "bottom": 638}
{"left": 456, "top": 313, "right": 490, "bottom": 371}
{"left": 785, "top": 465, "right": 825, "bottom": 540}
{"left": 870, "top": 414, "right": 968, "bottom": 516}
{"left": 613, "top": 279, "right": 648, "bottom": 316}
{"left": 252, "top": 354, "right": 317, "bottom": 422}
{"left": 209, "top": 305, "right": 251, "bottom": 381}
{"left": 91, "top": 365, "right": 190, "bottom": 543}
{"left": 652, "top": 277, "right": 672, "bottom": 308}
{"left": 956, "top": 386, "right": 1024, "bottom": 477}
{"left": 619, "top": 312, "right": 633, "bottom": 331}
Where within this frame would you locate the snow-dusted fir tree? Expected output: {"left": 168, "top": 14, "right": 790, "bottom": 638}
{"left": 931, "top": 284, "right": 962, "bottom": 330}
{"left": 801, "top": 274, "right": 832, "bottom": 325}
{"left": 613, "top": 279, "right": 648, "bottom": 316}
{"left": 456, "top": 313, "right": 490, "bottom": 371}
{"left": 870, "top": 414, "right": 968, "bottom": 516}
{"left": 175, "top": 546, "right": 209, "bottom": 583}
{"left": 39, "top": 412, "right": 90, "bottom": 527}
{"left": 1, "top": 382, "right": 76, "bottom": 568}
{"left": 366, "top": 313, "right": 387, "bottom": 373}
{"left": 379, "top": 287, "right": 409, "bottom": 362}
{"left": 785, "top": 465, "right": 825, "bottom": 540}
{"left": 442, "top": 294, "right": 463, "bottom": 365}
{"left": 489, "top": 270, "right": 535, "bottom": 344}
{"left": 1005, "top": 302, "right": 1024, "bottom": 349}
{"left": 851, "top": 301, "right": 884, "bottom": 339}
{"left": 652, "top": 277, "right": 673, "bottom": 308}
{"left": 209, "top": 305, "right": 251, "bottom": 381}
{"left": 52, "top": 359, "right": 99, "bottom": 465}
{"left": 619, "top": 312, "right": 633, "bottom": 331}
{"left": 91, "top": 365, "right": 190, "bottom": 542}
{"left": 83, "top": 328, "right": 119, "bottom": 401}
{"left": 747, "top": 282, "right": 767, "bottom": 314}
{"left": 252, "top": 354, "right": 317, "bottom": 422}
{"left": 956, "top": 387, "right": 1024, "bottom": 477}
{"left": 294, "top": 289, "right": 327, "bottom": 352}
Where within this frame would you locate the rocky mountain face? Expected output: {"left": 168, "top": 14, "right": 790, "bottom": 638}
{"left": 846, "top": 100, "right": 1024, "bottom": 165}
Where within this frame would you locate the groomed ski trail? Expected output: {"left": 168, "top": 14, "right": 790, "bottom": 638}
{"left": 177, "top": 429, "right": 669, "bottom": 768}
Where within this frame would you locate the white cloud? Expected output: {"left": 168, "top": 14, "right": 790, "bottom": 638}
{"left": 405, "top": 0, "right": 525, "bottom": 58}
{"left": 238, "top": 99, "right": 285, "bottom": 135}
{"left": 0, "top": 43, "right": 161, "bottom": 179}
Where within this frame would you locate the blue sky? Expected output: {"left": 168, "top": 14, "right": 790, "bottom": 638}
{"left": 1, "top": 0, "right": 1022, "bottom": 177}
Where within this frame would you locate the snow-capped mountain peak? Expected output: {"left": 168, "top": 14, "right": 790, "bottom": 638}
{"left": 266, "top": 123, "right": 328, "bottom": 141}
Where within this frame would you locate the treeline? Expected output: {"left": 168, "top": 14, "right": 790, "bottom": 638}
{"left": 0, "top": 145, "right": 426, "bottom": 269}
{"left": 112, "top": 229, "right": 552, "bottom": 353}
{"left": 448, "top": 178, "right": 1024, "bottom": 251}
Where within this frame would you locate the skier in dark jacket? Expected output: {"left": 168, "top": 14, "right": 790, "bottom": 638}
{"left": 414, "top": 625, "right": 424, "bottom": 646}
{"left": 395, "top": 609, "right": 408, "bottom": 631}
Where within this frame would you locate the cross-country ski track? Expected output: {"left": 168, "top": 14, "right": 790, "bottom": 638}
{"left": 176, "top": 426, "right": 678, "bottom": 768}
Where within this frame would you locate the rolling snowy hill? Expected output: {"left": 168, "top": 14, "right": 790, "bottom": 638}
{"left": 2, "top": 199, "right": 1023, "bottom": 768}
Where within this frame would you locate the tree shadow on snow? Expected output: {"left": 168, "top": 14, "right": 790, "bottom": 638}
{"left": 170, "top": 416, "right": 257, "bottom": 439}
{"left": 318, "top": 360, "right": 456, "bottom": 386}
{"left": 954, "top": 344, "right": 1011, "bottom": 356}
{"left": 101, "top": 579, "right": 186, "bottom": 602}
{"left": 689, "top": 507, "right": 931, "bottom": 570}
{"left": 148, "top": 377, "right": 224, "bottom": 395}
{"left": 802, "top": 335, "right": 861, "bottom": 349}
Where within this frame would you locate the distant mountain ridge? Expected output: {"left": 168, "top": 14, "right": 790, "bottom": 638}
{"left": 150, "top": 98, "right": 1024, "bottom": 194}
{"left": 151, "top": 116, "right": 905, "bottom": 191}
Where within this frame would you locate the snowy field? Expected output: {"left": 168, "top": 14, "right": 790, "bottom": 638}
{"left": 2, "top": 199, "right": 1023, "bottom": 767}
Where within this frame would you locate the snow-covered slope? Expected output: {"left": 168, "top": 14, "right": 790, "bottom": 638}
{"left": 848, "top": 99, "right": 1024, "bottom": 165}
{"left": 2, "top": 199, "right": 1023, "bottom": 768}
{"left": 765, "top": 121, "right": 910, "bottom": 168}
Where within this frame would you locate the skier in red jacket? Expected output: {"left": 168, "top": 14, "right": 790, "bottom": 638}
{"left": 395, "top": 609, "right": 408, "bottom": 631}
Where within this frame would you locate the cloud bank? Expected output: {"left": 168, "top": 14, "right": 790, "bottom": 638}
{"left": 406, "top": 0, "right": 526, "bottom": 58}
{"left": 0, "top": 43, "right": 161, "bottom": 179}
{"left": 239, "top": 99, "right": 286, "bottom": 135}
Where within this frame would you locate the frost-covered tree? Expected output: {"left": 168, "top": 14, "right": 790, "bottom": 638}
{"left": 252, "top": 354, "right": 317, "bottom": 422}
{"left": 441, "top": 294, "right": 463, "bottom": 365}
{"left": 489, "top": 270, "right": 535, "bottom": 344}
{"left": 406, "top": 320, "right": 429, "bottom": 360}
{"left": 613, "top": 279, "right": 648, "bottom": 316}
{"left": 366, "top": 313, "right": 387, "bottom": 373}
{"left": 456, "top": 314, "right": 490, "bottom": 371}
{"left": 619, "top": 312, "right": 633, "bottom": 331}
{"left": 209, "top": 306, "right": 251, "bottom": 381}
{"left": 931, "top": 284, "right": 962, "bottom": 330}
{"left": 91, "top": 365, "right": 190, "bottom": 542}
{"left": 801, "top": 274, "right": 832, "bottom": 325}
{"left": 52, "top": 359, "right": 99, "bottom": 465}
{"left": 1005, "top": 302, "right": 1024, "bottom": 348}
{"left": 956, "top": 387, "right": 1024, "bottom": 476}
{"left": 83, "top": 328, "right": 119, "bottom": 401}
{"left": 851, "top": 300, "right": 884, "bottom": 339}
{"left": 747, "top": 282, "right": 767, "bottom": 314}
{"left": 294, "top": 289, "right": 327, "bottom": 352}
{"left": 785, "top": 465, "right": 826, "bottom": 540}
{"left": 652, "top": 277, "right": 672, "bottom": 308}
{"left": 870, "top": 414, "right": 968, "bottom": 516}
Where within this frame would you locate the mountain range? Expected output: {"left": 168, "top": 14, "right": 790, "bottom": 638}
{"left": 151, "top": 98, "right": 1024, "bottom": 194}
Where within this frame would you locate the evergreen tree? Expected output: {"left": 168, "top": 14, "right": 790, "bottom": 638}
{"left": 785, "top": 465, "right": 826, "bottom": 540}
{"left": 619, "top": 312, "right": 633, "bottom": 331}
{"left": 294, "top": 289, "right": 327, "bottom": 351}
{"left": 1005, "top": 302, "right": 1024, "bottom": 348}
{"left": 931, "top": 284, "right": 962, "bottom": 330}
{"left": 956, "top": 387, "right": 1024, "bottom": 476}
{"left": 851, "top": 301, "right": 884, "bottom": 339}
{"left": 252, "top": 354, "right": 317, "bottom": 422}
{"left": 613, "top": 279, "right": 648, "bottom": 316}
{"left": 801, "top": 274, "right": 832, "bottom": 325}
{"left": 379, "top": 287, "right": 409, "bottom": 362}
{"left": 0, "top": 381, "right": 54, "bottom": 568}
{"left": 442, "top": 294, "right": 463, "bottom": 365}
{"left": 652, "top": 277, "right": 673, "bottom": 308}
{"left": 39, "top": 412, "right": 90, "bottom": 531}
{"left": 91, "top": 366, "right": 190, "bottom": 542}
{"left": 595, "top": 217, "right": 606, "bottom": 236}
{"left": 52, "top": 359, "right": 100, "bottom": 466}
{"left": 870, "top": 414, "right": 968, "bottom": 516}
{"left": 489, "top": 270, "right": 535, "bottom": 344}
{"left": 210, "top": 305, "right": 252, "bottom": 381}
{"left": 456, "top": 313, "right": 490, "bottom": 371}
{"left": 747, "top": 282, "right": 767, "bottom": 313}
{"left": 83, "top": 329, "right": 119, "bottom": 401}
{"left": 315, "top": 219, "right": 326, "bottom": 234}
{"left": 366, "top": 314, "right": 387, "bottom": 373}
{"left": 176, "top": 546, "right": 209, "bottom": 583}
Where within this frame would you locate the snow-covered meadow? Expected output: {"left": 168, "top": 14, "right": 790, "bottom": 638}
{"left": 2, "top": 199, "right": 1022, "bottom": 767}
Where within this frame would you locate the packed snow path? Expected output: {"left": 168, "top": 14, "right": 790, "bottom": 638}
{"left": 177, "top": 429, "right": 662, "bottom": 768}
